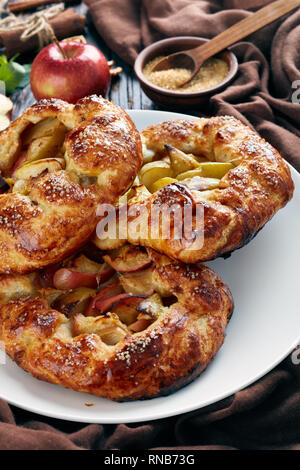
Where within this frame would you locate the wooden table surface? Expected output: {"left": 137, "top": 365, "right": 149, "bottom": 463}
{"left": 11, "top": 3, "right": 161, "bottom": 119}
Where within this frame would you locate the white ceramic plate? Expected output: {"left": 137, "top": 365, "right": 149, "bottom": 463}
{"left": 0, "top": 110, "right": 299, "bottom": 424}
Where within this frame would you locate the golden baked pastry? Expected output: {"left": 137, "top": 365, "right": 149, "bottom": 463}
{"left": 0, "top": 95, "right": 142, "bottom": 273}
{"left": 0, "top": 244, "right": 233, "bottom": 401}
{"left": 94, "top": 116, "right": 294, "bottom": 263}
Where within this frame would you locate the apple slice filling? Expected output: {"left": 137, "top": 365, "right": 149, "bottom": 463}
{"left": 43, "top": 247, "right": 175, "bottom": 345}
{"left": 52, "top": 287, "right": 95, "bottom": 317}
{"left": 138, "top": 143, "right": 238, "bottom": 195}
{"left": 53, "top": 262, "right": 114, "bottom": 290}
{"left": 73, "top": 313, "right": 128, "bottom": 346}
{"left": 119, "top": 267, "right": 155, "bottom": 296}
{"left": 103, "top": 244, "right": 152, "bottom": 273}
{"left": 10, "top": 118, "right": 68, "bottom": 181}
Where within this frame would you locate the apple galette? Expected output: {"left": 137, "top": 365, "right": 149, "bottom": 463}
{"left": 94, "top": 116, "right": 294, "bottom": 263}
{"left": 0, "top": 244, "right": 233, "bottom": 401}
{"left": 0, "top": 95, "right": 142, "bottom": 273}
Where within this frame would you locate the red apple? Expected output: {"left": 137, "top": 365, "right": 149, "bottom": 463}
{"left": 30, "top": 41, "right": 111, "bottom": 103}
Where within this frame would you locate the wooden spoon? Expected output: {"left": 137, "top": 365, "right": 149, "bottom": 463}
{"left": 152, "top": 0, "right": 300, "bottom": 86}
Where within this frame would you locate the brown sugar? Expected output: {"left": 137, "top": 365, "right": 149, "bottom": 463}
{"left": 143, "top": 56, "right": 229, "bottom": 92}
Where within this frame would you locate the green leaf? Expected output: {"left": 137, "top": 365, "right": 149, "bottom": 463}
{"left": 0, "top": 59, "right": 12, "bottom": 83}
{"left": 5, "top": 62, "right": 26, "bottom": 93}
{"left": 0, "top": 55, "right": 8, "bottom": 66}
{"left": 0, "top": 54, "right": 31, "bottom": 94}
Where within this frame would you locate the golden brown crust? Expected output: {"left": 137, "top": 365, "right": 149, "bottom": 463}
{"left": 0, "top": 251, "right": 233, "bottom": 401}
{"left": 0, "top": 96, "right": 142, "bottom": 273}
{"left": 0, "top": 172, "right": 99, "bottom": 273}
{"left": 99, "top": 116, "right": 294, "bottom": 263}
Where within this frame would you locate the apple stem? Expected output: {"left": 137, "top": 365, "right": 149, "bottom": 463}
{"left": 51, "top": 32, "right": 67, "bottom": 59}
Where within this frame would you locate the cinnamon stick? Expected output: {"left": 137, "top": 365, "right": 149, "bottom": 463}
{"left": 0, "top": 9, "right": 86, "bottom": 58}
{"left": 8, "top": 0, "right": 81, "bottom": 13}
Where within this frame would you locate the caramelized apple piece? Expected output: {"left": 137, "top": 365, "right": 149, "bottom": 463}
{"left": 94, "top": 293, "right": 145, "bottom": 315}
{"left": 103, "top": 245, "right": 151, "bottom": 273}
{"left": 53, "top": 265, "right": 114, "bottom": 290}
{"left": 13, "top": 158, "right": 65, "bottom": 180}
{"left": 53, "top": 287, "right": 95, "bottom": 317}
{"left": 93, "top": 293, "right": 131, "bottom": 313}
{"left": 165, "top": 145, "right": 200, "bottom": 176}
{"left": 39, "top": 287, "right": 64, "bottom": 306}
{"left": 120, "top": 267, "right": 154, "bottom": 296}
{"left": 177, "top": 162, "right": 234, "bottom": 181}
{"left": 162, "top": 156, "right": 171, "bottom": 164}
{"left": 181, "top": 176, "right": 220, "bottom": 191}
{"left": 24, "top": 123, "right": 67, "bottom": 163}
{"left": 12, "top": 179, "right": 28, "bottom": 194}
{"left": 72, "top": 254, "right": 108, "bottom": 274}
{"left": 96, "top": 282, "right": 124, "bottom": 300}
{"left": 129, "top": 317, "right": 152, "bottom": 332}
{"left": 22, "top": 118, "right": 66, "bottom": 145}
{"left": 126, "top": 184, "right": 151, "bottom": 204}
{"left": 39, "top": 263, "right": 61, "bottom": 288}
{"left": 177, "top": 168, "right": 204, "bottom": 180}
{"left": 110, "top": 295, "right": 146, "bottom": 325}
{"left": 53, "top": 269, "right": 96, "bottom": 290}
{"left": 74, "top": 313, "right": 128, "bottom": 345}
{"left": 137, "top": 293, "right": 165, "bottom": 319}
{"left": 90, "top": 293, "right": 146, "bottom": 326}
{"left": 199, "top": 162, "right": 234, "bottom": 179}
{"left": 85, "top": 282, "right": 124, "bottom": 316}
{"left": 53, "top": 255, "right": 114, "bottom": 290}
{"left": 117, "top": 177, "right": 142, "bottom": 205}
{"left": 150, "top": 177, "right": 178, "bottom": 193}
{"left": 10, "top": 150, "right": 28, "bottom": 177}
{"left": 99, "top": 326, "right": 127, "bottom": 345}
{"left": 139, "top": 160, "right": 173, "bottom": 191}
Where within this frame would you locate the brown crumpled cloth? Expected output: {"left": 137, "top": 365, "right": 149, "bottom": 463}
{"left": 1, "top": 351, "right": 300, "bottom": 450}
{"left": 1, "top": 0, "right": 300, "bottom": 451}
{"left": 85, "top": 0, "right": 300, "bottom": 172}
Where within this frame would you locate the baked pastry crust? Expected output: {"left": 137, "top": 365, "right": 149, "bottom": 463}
{"left": 96, "top": 116, "right": 294, "bottom": 263}
{"left": 0, "top": 95, "right": 142, "bottom": 273}
{"left": 0, "top": 248, "right": 233, "bottom": 401}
